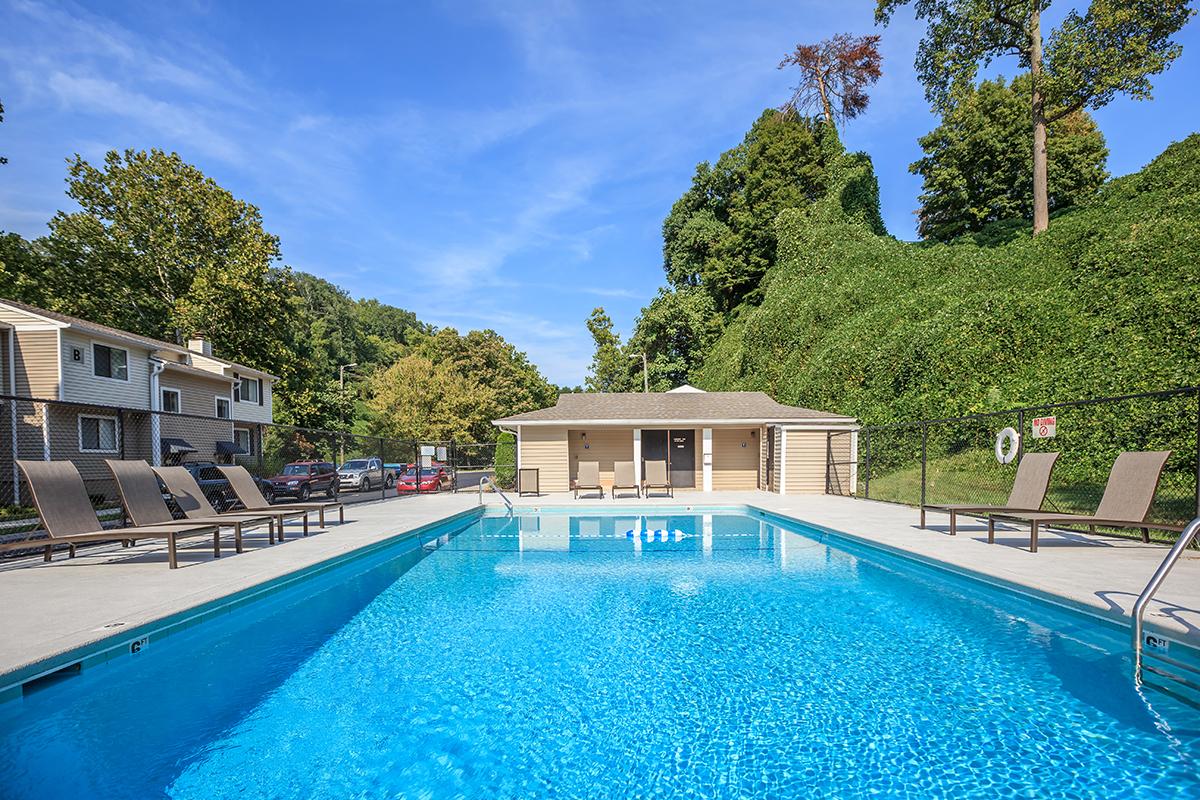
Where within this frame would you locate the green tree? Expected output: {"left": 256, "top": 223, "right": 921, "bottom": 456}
{"left": 585, "top": 307, "right": 629, "bottom": 393}
{"left": 366, "top": 354, "right": 494, "bottom": 441}
{"left": 662, "top": 110, "right": 829, "bottom": 311}
{"left": 877, "top": 0, "right": 1194, "bottom": 235}
{"left": 626, "top": 287, "right": 723, "bottom": 391}
{"left": 911, "top": 74, "right": 1109, "bottom": 241}
{"left": 405, "top": 327, "right": 556, "bottom": 439}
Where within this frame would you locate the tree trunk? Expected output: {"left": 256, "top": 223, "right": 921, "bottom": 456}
{"left": 1030, "top": 3, "right": 1049, "bottom": 235}
{"left": 814, "top": 59, "right": 834, "bottom": 125}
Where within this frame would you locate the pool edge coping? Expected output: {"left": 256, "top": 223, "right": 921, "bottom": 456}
{"left": 0, "top": 506, "right": 484, "bottom": 703}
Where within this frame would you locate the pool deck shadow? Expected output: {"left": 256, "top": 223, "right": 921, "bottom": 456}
{"left": 1, "top": 489, "right": 1198, "bottom": 694}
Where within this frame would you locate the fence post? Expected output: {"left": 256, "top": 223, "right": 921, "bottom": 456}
{"left": 920, "top": 423, "right": 928, "bottom": 510}
{"left": 1194, "top": 391, "right": 1200, "bottom": 517}
{"left": 864, "top": 430, "right": 871, "bottom": 499}
{"left": 378, "top": 437, "right": 387, "bottom": 501}
{"left": 1017, "top": 408, "right": 1026, "bottom": 463}
{"left": 825, "top": 431, "right": 832, "bottom": 494}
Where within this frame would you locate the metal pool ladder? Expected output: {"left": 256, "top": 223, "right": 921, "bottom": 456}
{"left": 1132, "top": 515, "right": 1200, "bottom": 688}
{"left": 478, "top": 476, "right": 513, "bottom": 514}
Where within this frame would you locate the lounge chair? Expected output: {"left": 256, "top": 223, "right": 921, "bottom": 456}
{"left": 612, "top": 461, "right": 640, "bottom": 499}
{"left": 153, "top": 466, "right": 308, "bottom": 545}
{"left": 573, "top": 461, "right": 604, "bottom": 499}
{"left": 217, "top": 465, "right": 344, "bottom": 531}
{"left": 987, "top": 451, "right": 1181, "bottom": 552}
{"left": 920, "top": 451, "right": 1060, "bottom": 535}
{"left": 642, "top": 460, "right": 673, "bottom": 498}
{"left": 106, "top": 459, "right": 277, "bottom": 553}
{"left": 0, "top": 460, "right": 220, "bottom": 569}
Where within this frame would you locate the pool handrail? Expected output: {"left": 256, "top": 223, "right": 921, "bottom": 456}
{"left": 1132, "top": 514, "right": 1200, "bottom": 687}
{"left": 479, "top": 475, "right": 513, "bottom": 514}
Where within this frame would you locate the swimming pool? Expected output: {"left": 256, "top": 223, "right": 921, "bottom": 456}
{"left": 2, "top": 507, "right": 1198, "bottom": 798}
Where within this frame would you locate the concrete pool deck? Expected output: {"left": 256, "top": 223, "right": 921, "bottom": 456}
{"left": 1, "top": 489, "right": 1198, "bottom": 696}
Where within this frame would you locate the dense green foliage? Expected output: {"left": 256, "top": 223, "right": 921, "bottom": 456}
{"left": 662, "top": 109, "right": 839, "bottom": 312}
{"left": 698, "top": 133, "right": 1200, "bottom": 427}
{"left": 912, "top": 75, "right": 1109, "bottom": 241}
{"left": 0, "top": 148, "right": 550, "bottom": 437}
{"left": 584, "top": 307, "right": 628, "bottom": 392}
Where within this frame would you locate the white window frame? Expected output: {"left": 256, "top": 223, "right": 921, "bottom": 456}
{"left": 215, "top": 396, "right": 231, "bottom": 419}
{"left": 161, "top": 387, "right": 182, "bottom": 414}
{"left": 91, "top": 341, "right": 130, "bottom": 382}
{"left": 78, "top": 413, "right": 120, "bottom": 454}
{"left": 233, "top": 426, "right": 253, "bottom": 455}
{"left": 237, "top": 376, "right": 260, "bottom": 404}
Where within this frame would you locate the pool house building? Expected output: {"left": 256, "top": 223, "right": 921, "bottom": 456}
{"left": 493, "top": 386, "right": 859, "bottom": 494}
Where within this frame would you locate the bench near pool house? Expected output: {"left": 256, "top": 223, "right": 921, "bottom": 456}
{"left": 493, "top": 386, "right": 859, "bottom": 495}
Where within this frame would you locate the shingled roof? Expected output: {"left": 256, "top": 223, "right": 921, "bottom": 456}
{"left": 494, "top": 391, "right": 855, "bottom": 425}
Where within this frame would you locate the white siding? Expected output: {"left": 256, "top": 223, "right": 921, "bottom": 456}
{"left": 60, "top": 330, "right": 152, "bottom": 409}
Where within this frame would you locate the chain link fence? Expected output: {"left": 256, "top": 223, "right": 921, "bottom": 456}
{"left": 826, "top": 387, "right": 1200, "bottom": 541}
{"left": 0, "top": 395, "right": 510, "bottom": 554}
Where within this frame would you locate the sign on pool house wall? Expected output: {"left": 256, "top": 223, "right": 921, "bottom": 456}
{"left": 1031, "top": 416, "right": 1057, "bottom": 439}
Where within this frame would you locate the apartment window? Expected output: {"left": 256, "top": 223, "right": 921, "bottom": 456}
{"left": 79, "top": 414, "right": 119, "bottom": 453}
{"left": 234, "top": 427, "right": 253, "bottom": 455}
{"left": 237, "top": 376, "right": 261, "bottom": 404}
{"left": 161, "top": 388, "right": 181, "bottom": 414}
{"left": 215, "top": 397, "right": 231, "bottom": 419}
{"left": 93, "top": 343, "right": 128, "bottom": 380}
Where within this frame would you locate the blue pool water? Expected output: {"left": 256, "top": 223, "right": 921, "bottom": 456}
{"left": 2, "top": 508, "right": 1199, "bottom": 798}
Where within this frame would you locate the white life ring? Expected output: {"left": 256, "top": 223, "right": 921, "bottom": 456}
{"left": 995, "top": 427, "right": 1020, "bottom": 465}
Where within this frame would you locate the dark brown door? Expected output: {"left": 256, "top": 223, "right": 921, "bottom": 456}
{"left": 669, "top": 429, "right": 695, "bottom": 488}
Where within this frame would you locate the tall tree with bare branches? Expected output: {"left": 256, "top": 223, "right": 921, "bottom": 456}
{"left": 778, "top": 34, "right": 883, "bottom": 127}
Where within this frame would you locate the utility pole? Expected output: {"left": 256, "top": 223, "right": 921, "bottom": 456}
{"left": 631, "top": 352, "right": 648, "bottom": 393}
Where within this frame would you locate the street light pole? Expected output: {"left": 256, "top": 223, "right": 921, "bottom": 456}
{"left": 631, "top": 352, "right": 648, "bottom": 393}
{"left": 338, "top": 363, "right": 358, "bottom": 425}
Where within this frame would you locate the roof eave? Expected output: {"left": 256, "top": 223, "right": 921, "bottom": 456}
{"left": 492, "top": 417, "right": 858, "bottom": 427}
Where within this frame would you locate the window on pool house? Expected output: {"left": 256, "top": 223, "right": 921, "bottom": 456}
{"left": 93, "top": 343, "right": 128, "bottom": 380}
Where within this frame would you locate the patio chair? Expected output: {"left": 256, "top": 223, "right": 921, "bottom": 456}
{"left": 154, "top": 466, "right": 308, "bottom": 545}
{"left": 920, "top": 451, "right": 1060, "bottom": 535}
{"left": 987, "top": 451, "right": 1182, "bottom": 552}
{"left": 0, "top": 460, "right": 220, "bottom": 569}
{"left": 217, "top": 465, "right": 345, "bottom": 532}
{"left": 612, "top": 461, "right": 640, "bottom": 499}
{"left": 106, "top": 459, "right": 276, "bottom": 554}
{"left": 642, "top": 460, "right": 673, "bottom": 498}
{"left": 573, "top": 461, "right": 604, "bottom": 499}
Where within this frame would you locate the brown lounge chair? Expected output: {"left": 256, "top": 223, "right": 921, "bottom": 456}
{"left": 218, "top": 465, "right": 345, "bottom": 530}
{"left": 153, "top": 466, "right": 309, "bottom": 545}
{"left": 920, "top": 451, "right": 1060, "bottom": 535}
{"left": 573, "top": 461, "right": 604, "bottom": 499}
{"left": 987, "top": 450, "right": 1181, "bottom": 552}
{"left": 612, "top": 461, "right": 640, "bottom": 499}
{"left": 106, "top": 459, "right": 277, "bottom": 554}
{"left": 642, "top": 459, "right": 673, "bottom": 498}
{"left": 0, "top": 460, "right": 220, "bottom": 568}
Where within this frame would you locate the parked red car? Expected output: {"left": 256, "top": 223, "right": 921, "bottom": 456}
{"left": 396, "top": 464, "right": 450, "bottom": 493}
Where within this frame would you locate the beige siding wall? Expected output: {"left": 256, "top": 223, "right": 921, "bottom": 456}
{"left": 161, "top": 415, "right": 234, "bottom": 463}
{"left": 782, "top": 429, "right": 850, "bottom": 494}
{"left": 161, "top": 369, "right": 233, "bottom": 417}
{"left": 712, "top": 427, "right": 759, "bottom": 490}
{"left": 519, "top": 426, "right": 569, "bottom": 492}
{"left": 771, "top": 426, "right": 782, "bottom": 493}
{"left": 12, "top": 330, "right": 60, "bottom": 398}
{"left": 61, "top": 330, "right": 152, "bottom": 408}
{"left": 568, "top": 428, "right": 634, "bottom": 489}
{"left": 233, "top": 379, "right": 273, "bottom": 424}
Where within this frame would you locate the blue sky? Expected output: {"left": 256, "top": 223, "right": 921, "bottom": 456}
{"left": 2, "top": 1, "right": 1198, "bottom": 386}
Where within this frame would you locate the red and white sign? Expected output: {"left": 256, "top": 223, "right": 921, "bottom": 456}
{"left": 1031, "top": 416, "right": 1057, "bottom": 439}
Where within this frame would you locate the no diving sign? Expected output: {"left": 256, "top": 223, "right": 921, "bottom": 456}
{"left": 1031, "top": 416, "right": 1057, "bottom": 439}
